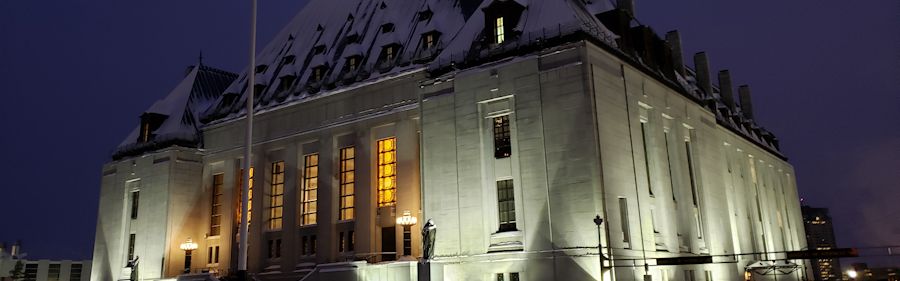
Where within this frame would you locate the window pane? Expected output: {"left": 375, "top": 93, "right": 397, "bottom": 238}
{"left": 301, "top": 154, "right": 318, "bottom": 225}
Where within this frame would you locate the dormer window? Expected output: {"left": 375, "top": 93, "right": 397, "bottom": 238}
{"left": 313, "top": 45, "right": 326, "bottom": 55}
{"left": 382, "top": 45, "right": 397, "bottom": 62}
{"left": 423, "top": 32, "right": 439, "bottom": 49}
{"left": 276, "top": 75, "right": 296, "bottom": 92}
{"left": 255, "top": 64, "right": 268, "bottom": 74}
{"left": 495, "top": 17, "right": 505, "bottom": 44}
{"left": 381, "top": 23, "right": 395, "bottom": 33}
{"left": 312, "top": 66, "right": 327, "bottom": 82}
{"left": 346, "top": 56, "right": 360, "bottom": 72}
{"left": 482, "top": 0, "right": 525, "bottom": 46}
{"left": 418, "top": 10, "right": 433, "bottom": 21}
{"left": 282, "top": 55, "right": 296, "bottom": 65}
{"left": 346, "top": 34, "right": 360, "bottom": 44}
{"left": 138, "top": 113, "right": 168, "bottom": 143}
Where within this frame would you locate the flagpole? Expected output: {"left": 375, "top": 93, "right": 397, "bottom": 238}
{"left": 238, "top": 0, "right": 257, "bottom": 279}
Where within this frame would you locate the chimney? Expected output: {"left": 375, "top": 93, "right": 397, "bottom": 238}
{"left": 666, "top": 31, "right": 685, "bottom": 76}
{"left": 693, "top": 52, "right": 712, "bottom": 97}
{"left": 617, "top": 0, "right": 634, "bottom": 17}
{"left": 718, "top": 70, "right": 736, "bottom": 110}
{"left": 738, "top": 85, "right": 755, "bottom": 120}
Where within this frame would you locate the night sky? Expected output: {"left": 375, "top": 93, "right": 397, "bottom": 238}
{"left": 1, "top": 0, "right": 897, "bottom": 267}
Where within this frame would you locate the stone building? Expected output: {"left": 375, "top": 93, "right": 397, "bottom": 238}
{"left": 91, "top": 0, "right": 808, "bottom": 280}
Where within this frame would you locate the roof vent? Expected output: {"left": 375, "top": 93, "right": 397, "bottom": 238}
{"left": 381, "top": 23, "right": 395, "bottom": 33}
{"left": 419, "top": 10, "right": 433, "bottom": 21}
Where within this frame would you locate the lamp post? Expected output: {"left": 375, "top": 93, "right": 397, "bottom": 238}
{"left": 396, "top": 211, "right": 418, "bottom": 258}
{"left": 594, "top": 215, "right": 605, "bottom": 281}
{"left": 179, "top": 238, "right": 199, "bottom": 274}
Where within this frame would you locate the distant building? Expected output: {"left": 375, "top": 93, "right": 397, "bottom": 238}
{"left": 802, "top": 206, "right": 842, "bottom": 280}
{"left": 91, "top": 0, "right": 809, "bottom": 280}
{"left": 845, "top": 263, "right": 899, "bottom": 281}
{"left": 0, "top": 242, "right": 91, "bottom": 281}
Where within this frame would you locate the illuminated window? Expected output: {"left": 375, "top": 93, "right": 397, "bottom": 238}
{"left": 210, "top": 174, "right": 224, "bottom": 236}
{"left": 493, "top": 116, "right": 511, "bottom": 158}
{"left": 424, "top": 33, "right": 436, "bottom": 49}
{"left": 497, "top": 179, "right": 516, "bottom": 232}
{"left": 140, "top": 122, "right": 150, "bottom": 142}
{"left": 269, "top": 161, "right": 285, "bottom": 230}
{"left": 640, "top": 121, "right": 653, "bottom": 196}
{"left": 386, "top": 46, "right": 395, "bottom": 61}
{"left": 495, "top": 17, "right": 505, "bottom": 44}
{"left": 312, "top": 66, "right": 326, "bottom": 82}
{"left": 347, "top": 56, "right": 358, "bottom": 72}
{"left": 235, "top": 167, "right": 254, "bottom": 225}
{"left": 301, "top": 154, "right": 318, "bottom": 225}
{"left": 339, "top": 147, "right": 355, "bottom": 220}
{"left": 377, "top": 138, "right": 397, "bottom": 207}
{"left": 130, "top": 191, "right": 140, "bottom": 219}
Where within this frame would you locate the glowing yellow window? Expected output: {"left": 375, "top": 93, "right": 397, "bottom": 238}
{"left": 236, "top": 167, "right": 254, "bottom": 225}
{"left": 300, "top": 154, "right": 318, "bottom": 225}
{"left": 377, "top": 138, "right": 397, "bottom": 207}
{"left": 339, "top": 147, "right": 355, "bottom": 220}
{"left": 495, "top": 17, "right": 505, "bottom": 44}
{"left": 268, "top": 161, "right": 285, "bottom": 230}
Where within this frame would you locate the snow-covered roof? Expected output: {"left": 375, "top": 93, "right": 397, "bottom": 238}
{"left": 113, "top": 64, "right": 237, "bottom": 160}
{"left": 201, "top": 0, "right": 474, "bottom": 123}
{"left": 195, "top": 0, "right": 781, "bottom": 156}
{"left": 199, "top": 0, "right": 621, "bottom": 124}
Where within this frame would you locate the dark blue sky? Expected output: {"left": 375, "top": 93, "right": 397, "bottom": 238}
{"left": 1, "top": 0, "right": 897, "bottom": 266}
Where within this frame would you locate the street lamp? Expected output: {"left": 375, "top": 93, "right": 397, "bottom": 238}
{"left": 179, "top": 238, "right": 199, "bottom": 273}
{"left": 396, "top": 210, "right": 418, "bottom": 258}
{"left": 594, "top": 215, "right": 605, "bottom": 281}
{"left": 847, "top": 269, "right": 858, "bottom": 280}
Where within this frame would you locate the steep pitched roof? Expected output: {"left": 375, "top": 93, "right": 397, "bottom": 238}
{"left": 200, "top": 0, "right": 472, "bottom": 124}
{"left": 113, "top": 65, "right": 237, "bottom": 160}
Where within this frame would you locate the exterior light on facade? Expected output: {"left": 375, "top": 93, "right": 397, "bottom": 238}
{"left": 847, "top": 269, "right": 858, "bottom": 279}
{"left": 396, "top": 211, "right": 418, "bottom": 257}
{"left": 179, "top": 238, "right": 198, "bottom": 273}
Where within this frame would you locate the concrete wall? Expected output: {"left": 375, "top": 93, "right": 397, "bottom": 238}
{"left": 91, "top": 148, "right": 204, "bottom": 281}
{"left": 420, "top": 40, "right": 807, "bottom": 281}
